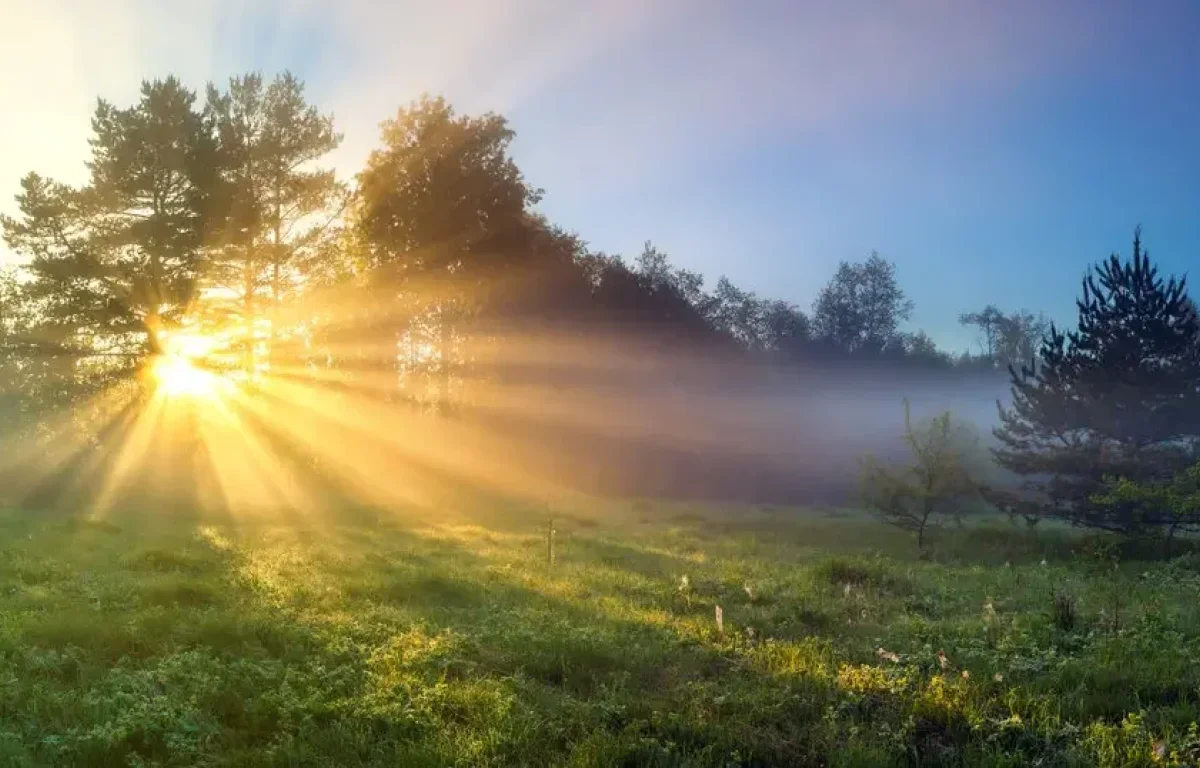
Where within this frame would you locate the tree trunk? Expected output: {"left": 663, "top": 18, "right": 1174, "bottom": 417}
{"left": 270, "top": 259, "right": 281, "bottom": 372}
{"left": 269, "top": 203, "right": 283, "bottom": 373}
{"left": 243, "top": 249, "right": 255, "bottom": 376}
{"left": 145, "top": 312, "right": 162, "bottom": 356}
{"left": 439, "top": 303, "right": 451, "bottom": 415}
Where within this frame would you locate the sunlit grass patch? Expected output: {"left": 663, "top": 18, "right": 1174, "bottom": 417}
{"left": 1, "top": 503, "right": 1199, "bottom": 765}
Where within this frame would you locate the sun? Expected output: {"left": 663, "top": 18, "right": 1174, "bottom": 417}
{"left": 150, "top": 331, "right": 221, "bottom": 398}
{"left": 152, "top": 356, "right": 214, "bottom": 397}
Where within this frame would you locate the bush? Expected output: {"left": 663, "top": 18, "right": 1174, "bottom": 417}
{"left": 1090, "top": 461, "right": 1200, "bottom": 556}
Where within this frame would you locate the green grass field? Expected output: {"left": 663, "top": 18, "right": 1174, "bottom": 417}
{"left": 2, "top": 500, "right": 1199, "bottom": 767}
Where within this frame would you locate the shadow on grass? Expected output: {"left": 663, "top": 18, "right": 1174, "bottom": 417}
{"left": 5, "top": 504, "right": 1196, "bottom": 767}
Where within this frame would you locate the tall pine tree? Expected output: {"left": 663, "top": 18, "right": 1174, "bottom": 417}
{"left": 2, "top": 77, "right": 213, "bottom": 394}
{"left": 204, "top": 72, "right": 343, "bottom": 374}
{"left": 993, "top": 229, "right": 1200, "bottom": 533}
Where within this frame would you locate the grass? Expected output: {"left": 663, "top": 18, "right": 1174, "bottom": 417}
{"left": 1, "top": 502, "right": 1199, "bottom": 766}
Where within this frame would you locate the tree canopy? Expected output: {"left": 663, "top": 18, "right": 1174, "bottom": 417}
{"left": 993, "top": 229, "right": 1200, "bottom": 533}
{"left": 10, "top": 72, "right": 1180, "bottom": 510}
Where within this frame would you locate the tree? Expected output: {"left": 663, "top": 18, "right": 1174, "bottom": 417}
{"left": 995, "top": 310, "right": 1049, "bottom": 371}
{"left": 812, "top": 251, "right": 913, "bottom": 354}
{"left": 2, "top": 77, "right": 213, "bottom": 392}
{"left": 0, "top": 266, "right": 35, "bottom": 433}
{"left": 959, "top": 305, "right": 1006, "bottom": 359}
{"left": 993, "top": 229, "right": 1200, "bottom": 533}
{"left": 711, "top": 276, "right": 765, "bottom": 350}
{"left": 586, "top": 249, "right": 726, "bottom": 354}
{"left": 1091, "top": 461, "right": 1200, "bottom": 555}
{"left": 861, "top": 400, "right": 978, "bottom": 552}
{"left": 899, "top": 330, "right": 952, "bottom": 367}
{"left": 633, "top": 241, "right": 712, "bottom": 315}
{"left": 960, "top": 304, "right": 1046, "bottom": 369}
{"left": 352, "top": 96, "right": 542, "bottom": 410}
{"left": 204, "top": 72, "right": 343, "bottom": 373}
{"left": 960, "top": 305, "right": 1049, "bottom": 370}
{"left": 759, "top": 299, "right": 810, "bottom": 362}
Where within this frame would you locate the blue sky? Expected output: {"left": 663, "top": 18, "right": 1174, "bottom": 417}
{"left": 3, "top": 0, "right": 1199, "bottom": 352}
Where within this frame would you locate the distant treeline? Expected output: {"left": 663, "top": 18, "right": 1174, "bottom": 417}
{"left": 0, "top": 73, "right": 1050, "bottom": 506}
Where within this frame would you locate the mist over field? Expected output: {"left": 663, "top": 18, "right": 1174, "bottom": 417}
{"left": 2, "top": 2, "right": 1200, "bottom": 766}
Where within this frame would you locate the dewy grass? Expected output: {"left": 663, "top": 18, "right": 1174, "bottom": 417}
{"left": 1, "top": 504, "right": 1199, "bottom": 766}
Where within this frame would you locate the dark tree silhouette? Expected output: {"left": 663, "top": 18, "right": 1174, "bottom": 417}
{"left": 2, "top": 77, "right": 213, "bottom": 394}
{"left": 352, "top": 96, "right": 542, "bottom": 411}
{"left": 0, "top": 77, "right": 1047, "bottom": 507}
{"left": 811, "top": 251, "right": 913, "bottom": 355}
{"left": 960, "top": 305, "right": 1049, "bottom": 370}
{"left": 993, "top": 229, "right": 1200, "bottom": 533}
{"left": 204, "top": 72, "right": 344, "bottom": 373}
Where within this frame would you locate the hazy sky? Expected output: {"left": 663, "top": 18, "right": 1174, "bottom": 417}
{"left": 2, "top": 0, "right": 1198, "bottom": 351}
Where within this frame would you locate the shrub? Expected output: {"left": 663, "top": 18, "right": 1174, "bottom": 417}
{"left": 1090, "top": 461, "right": 1200, "bottom": 556}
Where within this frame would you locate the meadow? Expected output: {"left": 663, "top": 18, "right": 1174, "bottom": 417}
{"left": 1, "top": 499, "right": 1199, "bottom": 767}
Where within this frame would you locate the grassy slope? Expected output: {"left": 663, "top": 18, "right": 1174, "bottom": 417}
{"left": 1, "top": 501, "right": 1199, "bottom": 767}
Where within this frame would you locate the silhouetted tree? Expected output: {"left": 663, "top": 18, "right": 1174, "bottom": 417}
{"left": 961, "top": 305, "right": 1049, "bottom": 370}
{"left": 352, "top": 96, "right": 542, "bottom": 411}
{"left": 812, "top": 251, "right": 913, "bottom": 355}
{"left": 204, "top": 72, "right": 343, "bottom": 373}
{"left": 899, "top": 331, "right": 952, "bottom": 368}
{"left": 993, "top": 229, "right": 1200, "bottom": 533}
{"left": 2, "top": 77, "right": 213, "bottom": 393}
{"left": 996, "top": 310, "right": 1049, "bottom": 371}
{"left": 959, "top": 305, "right": 1006, "bottom": 359}
{"left": 759, "top": 299, "right": 811, "bottom": 362}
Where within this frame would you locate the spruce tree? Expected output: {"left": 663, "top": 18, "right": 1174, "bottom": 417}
{"left": 993, "top": 229, "right": 1200, "bottom": 533}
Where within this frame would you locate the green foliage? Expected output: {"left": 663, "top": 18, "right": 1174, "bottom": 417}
{"left": 1051, "top": 589, "right": 1078, "bottom": 632}
{"left": 1091, "top": 461, "right": 1200, "bottom": 553}
{"left": 2, "top": 77, "right": 210, "bottom": 375}
{"left": 994, "top": 230, "right": 1200, "bottom": 534}
{"left": 202, "top": 71, "right": 344, "bottom": 372}
{"left": 861, "top": 401, "right": 979, "bottom": 551}
{"left": 0, "top": 503, "right": 1197, "bottom": 766}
